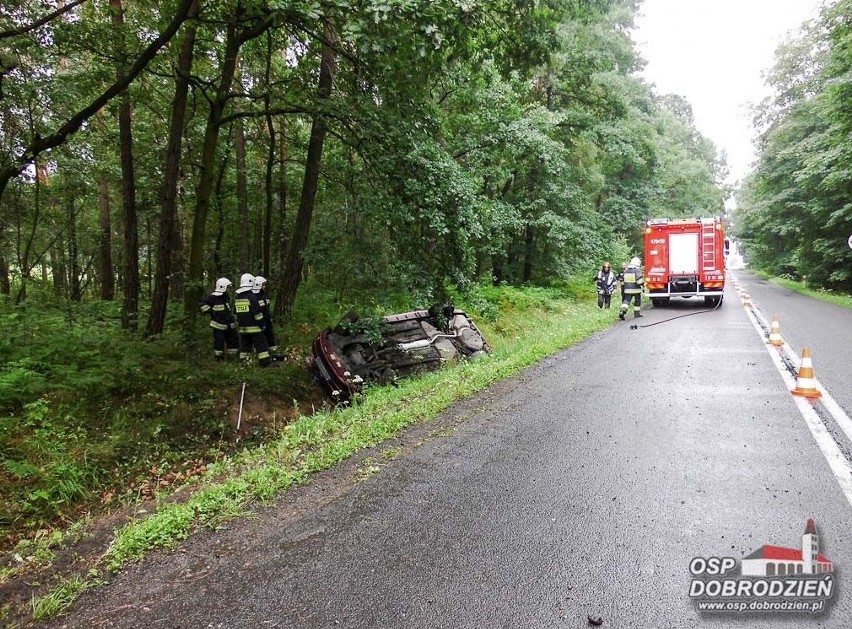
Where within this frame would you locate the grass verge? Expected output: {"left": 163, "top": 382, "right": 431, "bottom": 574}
{"left": 769, "top": 276, "right": 852, "bottom": 310}
{"left": 15, "top": 284, "right": 617, "bottom": 622}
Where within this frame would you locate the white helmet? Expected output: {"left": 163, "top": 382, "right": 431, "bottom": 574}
{"left": 214, "top": 277, "right": 231, "bottom": 293}
{"left": 252, "top": 275, "right": 267, "bottom": 292}
{"left": 239, "top": 273, "right": 255, "bottom": 289}
{"left": 630, "top": 257, "right": 641, "bottom": 267}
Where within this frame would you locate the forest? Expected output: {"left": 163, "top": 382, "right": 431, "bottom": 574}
{"left": 734, "top": 0, "right": 852, "bottom": 290}
{"left": 0, "top": 0, "right": 727, "bottom": 316}
{"left": 1, "top": 0, "right": 729, "bottom": 550}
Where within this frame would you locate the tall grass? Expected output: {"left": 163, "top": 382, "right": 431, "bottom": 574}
{"left": 105, "top": 282, "right": 614, "bottom": 568}
{"left": 3, "top": 279, "right": 618, "bottom": 623}
{"left": 770, "top": 276, "right": 852, "bottom": 310}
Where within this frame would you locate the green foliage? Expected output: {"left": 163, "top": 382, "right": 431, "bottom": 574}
{"left": 0, "top": 295, "right": 317, "bottom": 543}
{"left": 0, "top": 360, "right": 47, "bottom": 409}
{"left": 8, "top": 282, "right": 615, "bottom": 621}
{"left": 0, "top": 0, "right": 728, "bottom": 560}
{"left": 104, "top": 283, "right": 613, "bottom": 573}
{"left": 770, "top": 276, "right": 852, "bottom": 309}
{"left": 31, "top": 572, "right": 98, "bottom": 622}
{"left": 338, "top": 315, "right": 385, "bottom": 345}
{"left": 735, "top": 0, "right": 852, "bottom": 292}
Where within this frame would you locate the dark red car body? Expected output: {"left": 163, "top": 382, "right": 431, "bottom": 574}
{"left": 310, "top": 307, "right": 490, "bottom": 400}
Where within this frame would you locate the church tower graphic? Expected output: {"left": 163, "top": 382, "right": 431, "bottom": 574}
{"left": 741, "top": 519, "right": 833, "bottom": 577}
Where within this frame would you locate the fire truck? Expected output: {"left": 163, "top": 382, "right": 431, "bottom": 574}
{"left": 643, "top": 216, "right": 726, "bottom": 307}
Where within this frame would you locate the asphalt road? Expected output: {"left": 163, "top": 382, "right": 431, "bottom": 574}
{"left": 51, "top": 280, "right": 852, "bottom": 629}
{"left": 731, "top": 269, "right": 852, "bottom": 417}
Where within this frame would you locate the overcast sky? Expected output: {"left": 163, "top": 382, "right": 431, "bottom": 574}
{"left": 631, "top": 0, "right": 824, "bottom": 185}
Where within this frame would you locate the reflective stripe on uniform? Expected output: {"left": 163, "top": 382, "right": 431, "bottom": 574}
{"left": 622, "top": 268, "right": 644, "bottom": 294}
{"left": 258, "top": 351, "right": 270, "bottom": 360}
{"left": 254, "top": 313, "right": 264, "bottom": 321}
{"left": 234, "top": 299, "right": 250, "bottom": 313}
{"left": 200, "top": 304, "right": 211, "bottom": 312}
{"left": 209, "top": 321, "right": 228, "bottom": 330}
{"left": 212, "top": 304, "right": 226, "bottom": 311}
{"left": 241, "top": 326, "right": 262, "bottom": 334}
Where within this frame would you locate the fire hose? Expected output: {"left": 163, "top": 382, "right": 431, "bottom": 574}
{"left": 630, "top": 296, "right": 724, "bottom": 330}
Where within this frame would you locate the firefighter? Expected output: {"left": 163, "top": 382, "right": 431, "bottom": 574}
{"left": 199, "top": 278, "right": 239, "bottom": 360}
{"left": 252, "top": 275, "right": 281, "bottom": 360}
{"left": 619, "top": 256, "right": 644, "bottom": 320}
{"left": 234, "top": 272, "right": 271, "bottom": 367}
{"left": 594, "top": 261, "right": 617, "bottom": 309}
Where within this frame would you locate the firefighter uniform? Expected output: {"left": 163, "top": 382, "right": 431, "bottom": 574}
{"left": 252, "top": 276, "right": 279, "bottom": 358}
{"left": 595, "top": 263, "right": 617, "bottom": 309}
{"left": 235, "top": 273, "right": 271, "bottom": 367}
{"left": 619, "top": 257, "right": 644, "bottom": 320}
{"left": 199, "top": 278, "right": 239, "bottom": 360}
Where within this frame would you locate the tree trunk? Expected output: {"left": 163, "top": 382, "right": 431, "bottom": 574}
{"left": 212, "top": 154, "right": 229, "bottom": 277}
{"left": 262, "top": 34, "right": 275, "bottom": 277}
{"left": 263, "top": 120, "right": 273, "bottom": 276}
{"left": 169, "top": 211, "right": 185, "bottom": 301}
{"left": 0, "top": 254, "right": 10, "bottom": 295}
{"left": 272, "top": 118, "right": 289, "bottom": 318}
{"left": 0, "top": 0, "right": 194, "bottom": 207}
{"left": 51, "top": 239, "right": 67, "bottom": 297}
{"left": 98, "top": 175, "right": 115, "bottom": 300}
{"left": 234, "top": 55, "right": 250, "bottom": 270}
{"left": 506, "top": 236, "right": 520, "bottom": 283}
{"left": 183, "top": 23, "right": 242, "bottom": 333}
{"left": 112, "top": 0, "right": 139, "bottom": 330}
{"left": 522, "top": 223, "right": 535, "bottom": 283}
{"left": 234, "top": 112, "right": 250, "bottom": 270}
{"left": 278, "top": 13, "right": 336, "bottom": 318}
{"left": 252, "top": 207, "right": 263, "bottom": 268}
{"left": 66, "top": 197, "right": 81, "bottom": 300}
{"left": 145, "top": 0, "right": 199, "bottom": 337}
{"left": 15, "top": 157, "right": 42, "bottom": 304}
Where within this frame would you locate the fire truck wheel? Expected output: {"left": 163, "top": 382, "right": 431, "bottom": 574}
{"left": 651, "top": 298, "right": 669, "bottom": 308}
{"left": 704, "top": 296, "right": 722, "bottom": 307}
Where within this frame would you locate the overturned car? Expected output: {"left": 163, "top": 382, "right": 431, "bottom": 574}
{"left": 310, "top": 305, "right": 490, "bottom": 400}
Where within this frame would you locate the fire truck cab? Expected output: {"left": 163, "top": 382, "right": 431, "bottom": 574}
{"left": 643, "top": 216, "right": 726, "bottom": 307}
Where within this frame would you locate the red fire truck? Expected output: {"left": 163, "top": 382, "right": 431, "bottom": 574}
{"left": 643, "top": 217, "right": 726, "bottom": 307}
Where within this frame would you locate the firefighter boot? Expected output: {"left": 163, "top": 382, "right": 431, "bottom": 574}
{"left": 618, "top": 309, "right": 625, "bottom": 321}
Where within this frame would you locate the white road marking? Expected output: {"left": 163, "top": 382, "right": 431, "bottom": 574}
{"left": 773, "top": 340, "right": 852, "bottom": 447}
{"left": 741, "top": 295, "right": 852, "bottom": 510}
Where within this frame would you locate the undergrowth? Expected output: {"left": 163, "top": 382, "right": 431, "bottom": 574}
{"left": 0, "top": 295, "right": 319, "bottom": 550}
{"left": 769, "top": 276, "right": 852, "bottom": 310}
{"left": 1, "top": 277, "right": 616, "bottom": 624}
{"left": 104, "top": 279, "right": 613, "bottom": 568}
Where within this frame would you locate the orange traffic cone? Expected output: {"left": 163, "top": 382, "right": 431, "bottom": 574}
{"left": 791, "top": 348, "right": 821, "bottom": 399}
{"left": 767, "top": 316, "right": 784, "bottom": 347}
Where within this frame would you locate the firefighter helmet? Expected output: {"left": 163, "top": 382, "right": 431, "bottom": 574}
{"left": 239, "top": 273, "right": 255, "bottom": 289}
{"left": 252, "top": 275, "right": 267, "bottom": 292}
{"left": 214, "top": 277, "right": 231, "bottom": 293}
{"left": 630, "top": 256, "right": 641, "bottom": 267}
